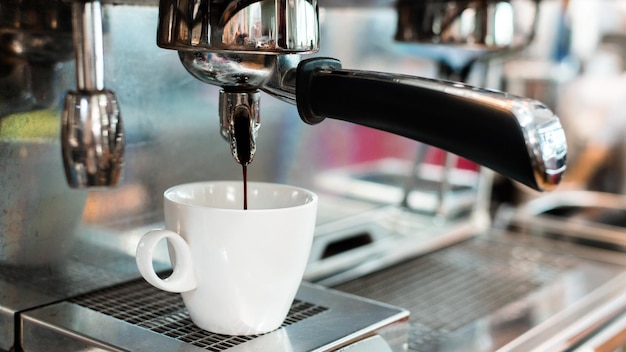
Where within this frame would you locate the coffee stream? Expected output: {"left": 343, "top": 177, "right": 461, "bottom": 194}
{"left": 233, "top": 110, "right": 252, "bottom": 210}
{"left": 242, "top": 164, "right": 248, "bottom": 210}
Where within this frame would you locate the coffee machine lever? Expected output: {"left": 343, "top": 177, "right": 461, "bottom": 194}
{"left": 157, "top": 0, "right": 566, "bottom": 192}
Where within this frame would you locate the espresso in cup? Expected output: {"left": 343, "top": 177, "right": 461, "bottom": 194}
{"left": 135, "top": 181, "right": 318, "bottom": 335}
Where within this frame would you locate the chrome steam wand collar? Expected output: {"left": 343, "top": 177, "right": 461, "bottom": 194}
{"left": 61, "top": 0, "right": 125, "bottom": 188}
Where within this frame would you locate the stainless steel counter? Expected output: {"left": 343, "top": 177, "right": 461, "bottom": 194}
{"left": 8, "top": 215, "right": 626, "bottom": 351}
{"left": 6, "top": 184, "right": 626, "bottom": 352}
{"left": 20, "top": 281, "right": 409, "bottom": 352}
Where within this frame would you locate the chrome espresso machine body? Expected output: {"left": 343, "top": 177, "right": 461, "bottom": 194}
{"left": 4, "top": 0, "right": 626, "bottom": 351}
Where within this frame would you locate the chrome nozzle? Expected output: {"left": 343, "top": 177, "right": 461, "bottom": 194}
{"left": 219, "top": 90, "right": 261, "bottom": 166}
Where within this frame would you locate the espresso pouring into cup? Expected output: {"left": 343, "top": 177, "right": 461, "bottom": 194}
{"left": 135, "top": 181, "right": 318, "bottom": 335}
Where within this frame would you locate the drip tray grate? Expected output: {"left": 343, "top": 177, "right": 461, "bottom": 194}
{"left": 70, "top": 279, "right": 328, "bottom": 351}
{"left": 23, "top": 275, "right": 408, "bottom": 351}
{"left": 333, "top": 238, "right": 581, "bottom": 351}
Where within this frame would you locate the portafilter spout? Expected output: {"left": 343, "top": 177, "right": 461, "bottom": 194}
{"left": 159, "top": 0, "right": 566, "bottom": 192}
{"left": 157, "top": 0, "right": 318, "bottom": 166}
{"left": 219, "top": 89, "right": 261, "bottom": 166}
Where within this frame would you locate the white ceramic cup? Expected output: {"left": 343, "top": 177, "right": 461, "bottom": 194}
{"left": 135, "top": 181, "right": 318, "bottom": 336}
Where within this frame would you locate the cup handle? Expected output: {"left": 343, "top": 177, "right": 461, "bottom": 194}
{"left": 136, "top": 229, "right": 197, "bottom": 293}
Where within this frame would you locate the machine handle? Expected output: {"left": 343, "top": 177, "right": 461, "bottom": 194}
{"left": 295, "top": 58, "right": 567, "bottom": 192}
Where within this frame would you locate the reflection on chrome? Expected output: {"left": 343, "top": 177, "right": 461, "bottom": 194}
{"left": 157, "top": 0, "right": 319, "bottom": 54}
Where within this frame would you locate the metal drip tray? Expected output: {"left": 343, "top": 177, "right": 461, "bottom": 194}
{"left": 333, "top": 235, "right": 626, "bottom": 351}
{"left": 68, "top": 280, "right": 328, "bottom": 349}
{"left": 20, "top": 280, "right": 409, "bottom": 352}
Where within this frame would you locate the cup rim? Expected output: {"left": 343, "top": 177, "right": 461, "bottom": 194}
{"left": 163, "top": 180, "right": 318, "bottom": 212}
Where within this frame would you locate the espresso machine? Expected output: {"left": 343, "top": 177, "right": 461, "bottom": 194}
{"left": 4, "top": 0, "right": 626, "bottom": 351}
